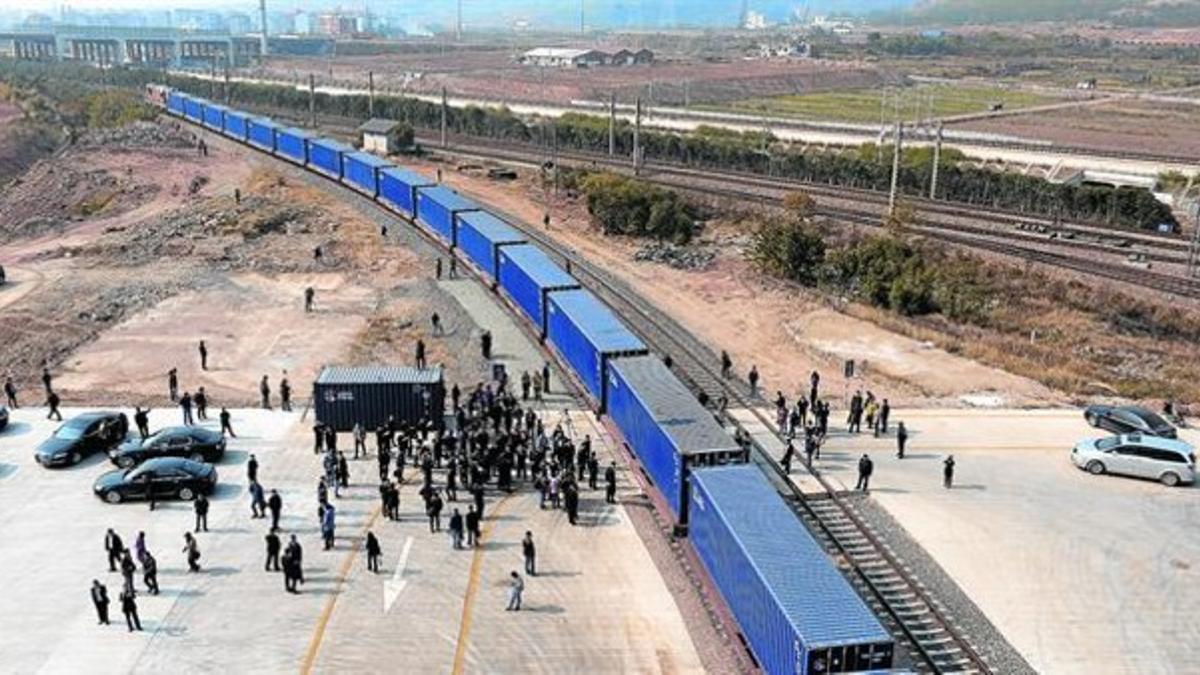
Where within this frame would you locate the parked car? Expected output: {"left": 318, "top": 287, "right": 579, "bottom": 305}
{"left": 0, "top": 406, "right": 8, "bottom": 432}
{"left": 1071, "top": 434, "right": 1196, "bottom": 487}
{"left": 93, "top": 457, "right": 218, "bottom": 504}
{"left": 34, "top": 411, "right": 129, "bottom": 467}
{"left": 1084, "top": 404, "right": 1176, "bottom": 438}
{"left": 109, "top": 426, "right": 226, "bottom": 468}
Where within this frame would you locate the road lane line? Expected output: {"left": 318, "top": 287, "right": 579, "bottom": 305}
{"left": 451, "top": 495, "right": 514, "bottom": 675}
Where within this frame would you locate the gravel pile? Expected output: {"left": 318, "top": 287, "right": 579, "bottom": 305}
{"left": 851, "top": 496, "right": 1036, "bottom": 675}
{"left": 0, "top": 161, "right": 158, "bottom": 242}
{"left": 633, "top": 242, "right": 716, "bottom": 270}
{"left": 77, "top": 121, "right": 195, "bottom": 150}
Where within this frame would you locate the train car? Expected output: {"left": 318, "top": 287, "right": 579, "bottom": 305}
{"left": 342, "top": 151, "right": 391, "bottom": 198}
{"left": 307, "top": 138, "right": 353, "bottom": 180}
{"left": 166, "top": 90, "right": 188, "bottom": 116}
{"left": 144, "top": 84, "right": 170, "bottom": 108}
{"left": 183, "top": 97, "right": 206, "bottom": 123}
{"left": 202, "top": 103, "right": 229, "bottom": 132}
{"left": 378, "top": 167, "right": 434, "bottom": 220}
{"left": 415, "top": 185, "right": 479, "bottom": 246}
{"left": 496, "top": 244, "right": 580, "bottom": 338}
{"left": 605, "top": 355, "right": 743, "bottom": 526}
{"left": 545, "top": 289, "right": 648, "bottom": 407}
{"left": 689, "top": 466, "right": 895, "bottom": 675}
{"left": 275, "top": 127, "right": 314, "bottom": 166}
{"left": 248, "top": 117, "right": 280, "bottom": 153}
{"left": 223, "top": 109, "right": 250, "bottom": 142}
{"left": 455, "top": 211, "right": 526, "bottom": 282}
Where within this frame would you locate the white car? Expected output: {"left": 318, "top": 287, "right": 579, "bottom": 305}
{"left": 1071, "top": 433, "right": 1196, "bottom": 487}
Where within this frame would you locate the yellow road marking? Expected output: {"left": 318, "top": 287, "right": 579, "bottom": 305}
{"left": 451, "top": 496, "right": 514, "bottom": 675}
{"left": 300, "top": 503, "right": 383, "bottom": 675}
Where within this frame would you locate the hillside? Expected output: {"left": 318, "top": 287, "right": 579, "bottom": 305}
{"left": 903, "top": 0, "right": 1200, "bottom": 26}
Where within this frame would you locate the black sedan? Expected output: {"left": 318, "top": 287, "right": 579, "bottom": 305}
{"left": 93, "top": 457, "right": 217, "bottom": 504}
{"left": 110, "top": 426, "right": 226, "bottom": 468}
{"left": 35, "top": 411, "right": 129, "bottom": 467}
{"left": 1084, "top": 404, "right": 1177, "bottom": 438}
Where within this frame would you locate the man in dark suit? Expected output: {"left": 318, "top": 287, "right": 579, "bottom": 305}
{"left": 120, "top": 589, "right": 142, "bottom": 632}
{"left": 90, "top": 580, "right": 110, "bottom": 625}
{"left": 104, "top": 529, "right": 124, "bottom": 572}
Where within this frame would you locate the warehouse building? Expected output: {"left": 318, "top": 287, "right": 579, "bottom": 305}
{"left": 520, "top": 47, "right": 654, "bottom": 68}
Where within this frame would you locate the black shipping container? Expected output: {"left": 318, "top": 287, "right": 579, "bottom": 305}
{"left": 313, "top": 366, "right": 445, "bottom": 432}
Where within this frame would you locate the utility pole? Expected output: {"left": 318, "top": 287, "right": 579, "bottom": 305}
{"left": 888, "top": 122, "right": 904, "bottom": 216}
{"left": 308, "top": 73, "right": 315, "bottom": 128}
{"left": 1187, "top": 193, "right": 1200, "bottom": 278}
{"left": 258, "top": 0, "right": 268, "bottom": 58}
{"left": 368, "top": 70, "right": 375, "bottom": 118}
{"left": 223, "top": 63, "right": 231, "bottom": 104}
{"left": 580, "top": 0, "right": 586, "bottom": 34}
{"left": 209, "top": 56, "right": 216, "bottom": 98}
{"left": 633, "top": 96, "right": 642, "bottom": 176}
{"left": 929, "top": 122, "right": 943, "bottom": 200}
{"left": 440, "top": 86, "right": 448, "bottom": 148}
{"left": 552, "top": 122, "right": 560, "bottom": 195}
{"left": 456, "top": 0, "right": 463, "bottom": 41}
{"left": 608, "top": 92, "right": 616, "bottom": 156}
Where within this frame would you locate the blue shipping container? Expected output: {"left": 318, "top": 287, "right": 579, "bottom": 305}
{"left": 689, "top": 466, "right": 894, "bottom": 675}
{"left": 223, "top": 110, "right": 249, "bottom": 141}
{"left": 167, "top": 91, "right": 187, "bottom": 116}
{"left": 606, "top": 355, "right": 741, "bottom": 523}
{"left": 342, "top": 151, "right": 391, "bottom": 197}
{"left": 496, "top": 244, "right": 579, "bottom": 337}
{"left": 183, "top": 97, "right": 205, "bottom": 122}
{"left": 416, "top": 185, "right": 479, "bottom": 245}
{"left": 202, "top": 103, "right": 228, "bottom": 131}
{"left": 276, "top": 127, "right": 313, "bottom": 165}
{"left": 455, "top": 211, "right": 526, "bottom": 280}
{"left": 307, "top": 138, "right": 352, "bottom": 179}
{"left": 248, "top": 118, "right": 280, "bottom": 152}
{"left": 378, "top": 167, "right": 433, "bottom": 219}
{"left": 546, "top": 289, "right": 647, "bottom": 405}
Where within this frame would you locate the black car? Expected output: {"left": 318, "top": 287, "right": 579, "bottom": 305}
{"left": 1084, "top": 404, "right": 1177, "bottom": 439}
{"left": 93, "top": 457, "right": 217, "bottom": 504}
{"left": 0, "top": 406, "right": 8, "bottom": 432}
{"left": 34, "top": 411, "right": 129, "bottom": 467}
{"left": 110, "top": 426, "right": 226, "bottom": 468}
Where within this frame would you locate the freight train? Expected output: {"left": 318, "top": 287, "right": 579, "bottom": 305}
{"left": 153, "top": 84, "right": 895, "bottom": 674}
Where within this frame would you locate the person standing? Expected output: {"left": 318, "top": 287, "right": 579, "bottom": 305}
{"left": 415, "top": 339, "right": 427, "bottom": 369}
{"left": 748, "top": 365, "right": 760, "bottom": 397}
{"left": 179, "top": 391, "right": 194, "bottom": 426}
{"left": 435, "top": 258, "right": 443, "bottom": 280}
{"left": 167, "top": 368, "right": 178, "bottom": 402}
{"left": 896, "top": 422, "right": 908, "bottom": 459}
{"left": 249, "top": 480, "right": 266, "bottom": 518}
{"left": 366, "top": 532, "right": 382, "bottom": 572}
{"left": 247, "top": 453, "right": 259, "bottom": 483}
{"left": 542, "top": 362, "right": 551, "bottom": 395}
{"left": 431, "top": 312, "right": 442, "bottom": 336}
{"left": 506, "top": 571, "right": 524, "bottom": 611}
{"left": 42, "top": 366, "right": 52, "bottom": 394}
{"left": 720, "top": 351, "right": 732, "bottom": 379}
{"left": 105, "top": 529, "right": 124, "bottom": 572}
{"left": 193, "top": 493, "right": 209, "bottom": 533}
{"left": 943, "top": 455, "right": 956, "bottom": 489}
{"left": 304, "top": 287, "right": 315, "bottom": 313}
{"left": 3, "top": 376, "right": 17, "bottom": 408}
{"left": 322, "top": 502, "right": 336, "bottom": 550}
{"left": 133, "top": 406, "right": 150, "bottom": 438}
{"left": 260, "top": 375, "right": 271, "bottom": 410}
{"left": 448, "top": 508, "right": 464, "bottom": 549}
{"left": 480, "top": 330, "right": 492, "bottom": 360}
{"left": 142, "top": 552, "right": 160, "bottom": 595}
{"left": 465, "top": 505, "right": 481, "bottom": 548}
{"left": 522, "top": 531, "right": 536, "bottom": 576}
{"left": 90, "top": 580, "right": 110, "bottom": 625}
{"left": 195, "top": 387, "right": 208, "bottom": 421}
{"left": 605, "top": 462, "right": 617, "bottom": 504}
{"left": 283, "top": 549, "right": 299, "bottom": 593}
{"left": 855, "top": 454, "right": 873, "bottom": 492}
{"left": 119, "top": 589, "right": 142, "bottom": 632}
{"left": 46, "top": 390, "right": 62, "bottom": 421}
{"left": 263, "top": 530, "right": 282, "bottom": 572}
{"left": 119, "top": 550, "right": 137, "bottom": 595}
{"left": 353, "top": 423, "right": 366, "bottom": 459}
{"left": 337, "top": 451, "right": 350, "bottom": 491}
{"left": 183, "top": 533, "right": 201, "bottom": 572}
{"left": 220, "top": 407, "right": 236, "bottom": 438}
{"left": 198, "top": 340, "right": 208, "bottom": 371}
{"left": 267, "top": 489, "right": 283, "bottom": 531}
{"left": 426, "top": 491, "right": 443, "bottom": 533}
{"left": 879, "top": 399, "right": 891, "bottom": 435}
{"left": 280, "top": 376, "right": 292, "bottom": 412}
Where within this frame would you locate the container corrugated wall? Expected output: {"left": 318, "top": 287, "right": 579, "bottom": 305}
{"left": 455, "top": 211, "right": 526, "bottom": 280}
{"left": 223, "top": 111, "right": 249, "bottom": 141}
{"left": 202, "top": 103, "right": 228, "bottom": 131}
{"left": 184, "top": 98, "right": 205, "bottom": 122}
{"left": 415, "top": 185, "right": 479, "bottom": 245}
{"left": 248, "top": 118, "right": 279, "bottom": 152}
{"left": 605, "top": 355, "right": 741, "bottom": 523}
{"left": 312, "top": 366, "right": 446, "bottom": 432}
{"left": 545, "top": 289, "right": 647, "bottom": 406}
{"left": 379, "top": 167, "right": 432, "bottom": 219}
{"left": 342, "top": 152, "right": 391, "bottom": 198}
{"left": 276, "top": 128, "right": 312, "bottom": 165}
{"left": 496, "top": 244, "right": 580, "bottom": 338}
{"left": 307, "top": 138, "right": 351, "bottom": 179}
{"left": 167, "top": 92, "right": 187, "bottom": 116}
{"left": 689, "top": 466, "right": 895, "bottom": 675}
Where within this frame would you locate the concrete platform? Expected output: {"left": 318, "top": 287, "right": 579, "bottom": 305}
{"left": 0, "top": 403, "right": 700, "bottom": 673}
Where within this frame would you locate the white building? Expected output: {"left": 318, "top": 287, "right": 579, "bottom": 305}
{"left": 520, "top": 48, "right": 608, "bottom": 68}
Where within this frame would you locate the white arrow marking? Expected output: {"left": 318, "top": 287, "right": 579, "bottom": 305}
{"left": 383, "top": 536, "right": 414, "bottom": 613}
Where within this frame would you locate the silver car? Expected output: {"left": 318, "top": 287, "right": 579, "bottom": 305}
{"left": 1071, "top": 433, "right": 1196, "bottom": 487}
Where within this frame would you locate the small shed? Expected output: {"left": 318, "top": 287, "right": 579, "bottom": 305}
{"left": 313, "top": 365, "right": 445, "bottom": 432}
{"left": 359, "top": 118, "right": 405, "bottom": 154}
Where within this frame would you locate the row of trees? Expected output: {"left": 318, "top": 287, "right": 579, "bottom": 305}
{"left": 0, "top": 60, "right": 1176, "bottom": 231}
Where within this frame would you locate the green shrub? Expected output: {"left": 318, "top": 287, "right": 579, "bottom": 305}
{"left": 578, "top": 172, "right": 695, "bottom": 243}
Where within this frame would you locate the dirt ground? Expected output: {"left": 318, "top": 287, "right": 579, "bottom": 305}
{"left": 0, "top": 120, "right": 477, "bottom": 407}
{"left": 418, "top": 157, "right": 1059, "bottom": 408}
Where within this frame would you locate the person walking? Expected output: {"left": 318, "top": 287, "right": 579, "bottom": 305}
{"left": 265, "top": 531, "right": 281, "bottom": 572}
{"left": 283, "top": 550, "right": 299, "bottom": 593}
{"left": 321, "top": 502, "right": 336, "bottom": 550}
{"left": 267, "top": 489, "right": 283, "bottom": 531}
{"left": 90, "top": 580, "right": 110, "bottom": 625}
{"left": 522, "top": 531, "right": 536, "bottom": 576}
{"left": 415, "top": 339, "right": 427, "bottom": 369}
{"left": 249, "top": 480, "right": 266, "bottom": 518}
{"left": 720, "top": 351, "right": 732, "bottom": 379}
{"left": 142, "top": 552, "right": 160, "bottom": 595}
{"left": 193, "top": 493, "right": 209, "bottom": 532}
{"left": 426, "top": 491, "right": 443, "bottom": 533}
{"left": 365, "top": 531, "right": 382, "bottom": 572}
{"left": 855, "top": 454, "right": 874, "bottom": 492}
{"left": 195, "top": 387, "right": 208, "bottom": 421}
{"left": 119, "top": 550, "right": 137, "bottom": 595}
{"left": 104, "top": 528, "right": 124, "bottom": 572}
{"left": 182, "top": 533, "right": 201, "bottom": 572}
{"left": 505, "top": 571, "right": 524, "bottom": 611}
{"left": 465, "top": 505, "right": 481, "bottom": 548}
{"left": 198, "top": 340, "right": 208, "bottom": 371}
{"left": 246, "top": 453, "right": 258, "bottom": 483}
{"left": 219, "top": 407, "right": 236, "bottom": 437}
{"left": 280, "top": 375, "right": 292, "bottom": 412}
{"left": 896, "top": 422, "right": 908, "bottom": 459}
{"left": 435, "top": 258, "right": 443, "bottom": 280}
{"left": 46, "top": 390, "right": 62, "bottom": 421}
{"left": 448, "top": 508, "right": 464, "bottom": 549}
{"left": 179, "top": 391, "right": 194, "bottom": 426}
{"left": 133, "top": 406, "right": 150, "bottom": 438}
{"left": 943, "top": 455, "right": 956, "bottom": 489}
{"left": 748, "top": 366, "right": 760, "bottom": 397}
{"left": 304, "top": 287, "right": 315, "bottom": 313}
{"left": 3, "top": 376, "right": 17, "bottom": 408}
{"left": 605, "top": 462, "right": 617, "bottom": 504}
{"left": 353, "top": 423, "right": 366, "bottom": 459}
{"left": 119, "top": 589, "right": 143, "bottom": 632}
{"left": 286, "top": 535, "right": 304, "bottom": 589}
{"left": 260, "top": 375, "right": 271, "bottom": 410}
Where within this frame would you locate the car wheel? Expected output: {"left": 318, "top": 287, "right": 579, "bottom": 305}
{"left": 70, "top": 451, "right": 82, "bottom": 465}
{"left": 117, "top": 456, "right": 136, "bottom": 469}
{"left": 189, "top": 452, "right": 205, "bottom": 463}
{"left": 178, "top": 487, "right": 195, "bottom": 501}
{"left": 104, "top": 491, "right": 122, "bottom": 504}
{"left": 1086, "top": 460, "right": 1105, "bottom": 476}
{"left": 1160, "top": 472, "right": 1181, "bottom": 488}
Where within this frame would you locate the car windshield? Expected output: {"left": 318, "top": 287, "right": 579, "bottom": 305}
{"left": 1139, "top": 411, "right": 1170, "bottom": 428}
{"left": 1095, "top": 437, "right": 1123, "bottom": 451}
{"left": 54, "top": 424, "right": 86, "bottom": 440}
